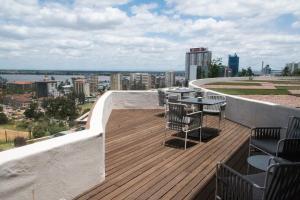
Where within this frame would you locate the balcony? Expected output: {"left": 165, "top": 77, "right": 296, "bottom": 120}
{"left": 0, "top": 77, "right": 300, "bottom": 200}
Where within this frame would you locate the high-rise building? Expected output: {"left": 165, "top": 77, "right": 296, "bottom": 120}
{"left": 165, "top": 71, "right": 175, "bottom": 87}
{"left": 286, "top": 62, "right": 300, "bottom": 74}
{"left": 89, "top": 75, "right": 98, "bottom": 96}
{"left": 34, "top": 80, "right": 58, "bottom": 98}
{"left": 74, "top": 79, "right": 90, "bottom": 97}
{"left": 228, "top": 53, "right": 239, "bottom": 76}
{"left": 110, "top": 73, "right": 123, "bottom": 90}
{"left": 130, "top": 73, "right": 152, "bottom": 90}
{"left": 185, "top": 47, "right": 212, "bottom": 81}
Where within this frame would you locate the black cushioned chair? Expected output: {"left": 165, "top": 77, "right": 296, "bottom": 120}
{"left": 249, "top": 116, "right": 300, "bottom": 162}
{"left": 164, "top": 102, "right": 203, "bottom": 150}
{"left": 216, "top": 160, "right": 300, "bottom": 200}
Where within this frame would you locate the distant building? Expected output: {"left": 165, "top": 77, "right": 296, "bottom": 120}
{"left": 185, "top": 47, "right": 212, "bottom": 80}
{"left": 3, "top": 93, "right": 32, "bottom": 108}
{"left": 286, "top": 62, "right": 300, "bottom": 74}
{"left": 110, "top": 73, "right": 123, "bottom": 90}
{"left": 74, "top": 79, "right": 90, "bottom": 96}
{"left": 62, "top": 85, "right": 73, "bottom": 94}
{"left": 34, "top": 80, "right": 58, "bottom": 98}
{"left": 130, "top": 73, "right": 152, "bottom": 90}
{"left": 262, "top": 65, "right": 272, "bottom": 75}
{"left": 223, "top": 67, "right": 232, "bottom": 77}
{"left": 155, "top": 76, "right": 165, "bottom": 88}
{"left": 165, "top": 71, "right": 175, "bottom": 87}
{"left": 228, "top": 53, "right": 239, "bottom": 76}
{"left": 89, "top": 75, "right": 98, "bottom": 96}
{"left": 7, "top": 81, "right": 33, "bottom": 92}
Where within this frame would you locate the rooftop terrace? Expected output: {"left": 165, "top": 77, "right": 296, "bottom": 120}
{"left": 75, "top": 109, "right": 249, "bottom": 200}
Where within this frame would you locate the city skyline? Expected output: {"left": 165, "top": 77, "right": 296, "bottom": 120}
{"left": 0, "top": 0, "right": 300, "bottom": 71}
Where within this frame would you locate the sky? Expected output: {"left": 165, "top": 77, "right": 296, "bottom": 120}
{"left": 0, "top": 0, "right": 300, "bottom": 71}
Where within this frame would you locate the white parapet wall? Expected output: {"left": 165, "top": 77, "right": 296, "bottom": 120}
{"left": 190, "top": 77, "right": 300, "bottom": 128}
{"left": 0, "top": 90, "right": 159, "bottom": 200}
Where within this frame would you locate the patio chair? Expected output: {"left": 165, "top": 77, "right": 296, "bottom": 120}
{"left": 216, "top": 161, "right": 300, "bottom": 200}
{"left": 157, "top": 89, "right": 166, "bottom": 107}
{"left": 249, "top": 116, "right": 300, "bottom": 162}
{"left": 164, "top": 102, "right": 203, "bottom": 150}
{"left": 203, "top": 95, "right": 226, "bottom": 129}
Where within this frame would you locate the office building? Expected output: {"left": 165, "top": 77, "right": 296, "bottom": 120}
{"left": 228, "top": 53, "right": 239, "bottom": 77}
{"left": 34, "top": 80, "right": 58, "bottom": 98}
{"left": 185, "top": 47, "right": 212, "bottom": 80}
{"left": 110, "top": 73, "right": 123, "bottom": 90}
{"left": 165, "top": 71, "right": 175, "bottom": 87}
{"left": 74, "top": 79, "right": 90, "bottom": 97}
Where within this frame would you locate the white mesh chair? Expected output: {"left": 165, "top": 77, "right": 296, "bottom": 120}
{"left": 203, "top": 95, "right": 226, "bottom": 129}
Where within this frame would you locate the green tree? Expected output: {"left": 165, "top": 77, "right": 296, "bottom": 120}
{"left": 0, "top": 112, "right": 8, "bottom": 124}
{"left": 32, "top": 124, "right": 48, "bottom": 138}
{"left": 24, "top": 102, "right": 44, "bottom": 120}
{"left": 78, "top": 92, "right": 85, "bottom": 104}
{"left": 208, "top": 58, "right": 222, "bottom": 78}
{"left": 246, "top": 67, "right": 254, "bottom": 76}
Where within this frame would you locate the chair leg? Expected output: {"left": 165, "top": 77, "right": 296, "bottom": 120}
{"left": 163, "top": 129, "right": 167, "bottom": 146}
{"left": 199, "top": 127, "right": 202, "bottom": 142}
{"left": 184, "top": 132, "right": 187, "bottom": 150}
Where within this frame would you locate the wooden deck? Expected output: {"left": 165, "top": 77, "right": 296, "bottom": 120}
{"left": 75, "top": 109, "right": 250, "bottom": 200}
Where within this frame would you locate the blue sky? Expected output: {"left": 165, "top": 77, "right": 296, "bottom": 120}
{"left": 0, "top": 0, "right": 300, "bottom": 71}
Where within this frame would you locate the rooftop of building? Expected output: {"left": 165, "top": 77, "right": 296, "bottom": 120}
{"left": 7, "top": 81, "right": 33, "bottom": 85}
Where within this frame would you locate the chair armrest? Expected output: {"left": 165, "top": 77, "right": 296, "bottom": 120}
{"left": 250, "top": 127, "right": 283, "bottom": 140}
{"left": 277, "top": 138, "right": 300, "bottom": 158}
{"left": 216, "top": 163, "right": 263, "bottom": 200}
{"left": 186, "top": 110, "right": 203, "bottom": 117}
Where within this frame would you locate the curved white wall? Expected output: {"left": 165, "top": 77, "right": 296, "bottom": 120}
{"left": 0, "top": 90, "right": 159, "bottom": 200}
{"left": 190, "top": 77, "right": 300, "bottom": 128}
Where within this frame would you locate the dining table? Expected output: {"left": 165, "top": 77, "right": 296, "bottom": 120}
{"left": 166, "top": 88, "right": 196, "bottom": 100}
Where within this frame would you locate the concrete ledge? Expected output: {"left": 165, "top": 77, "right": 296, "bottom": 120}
{"left": 0, "top": 90, "right": 160, "bottom": 200}
{"left": 190, "top": 77, "right": 300, "bottom": 128}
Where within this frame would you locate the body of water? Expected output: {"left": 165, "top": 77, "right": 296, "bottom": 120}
{"left": 0, "top": 74, "right": 110, "bottom": 82}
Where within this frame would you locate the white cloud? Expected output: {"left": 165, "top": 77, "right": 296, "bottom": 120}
{"left": 0, "top": 0, "right": 299, "bottom": 70}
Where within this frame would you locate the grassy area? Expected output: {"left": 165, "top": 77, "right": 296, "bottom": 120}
{"left": 275, "top": 86, "right": 300, "bottom": 90}
{"left": 252, "top": 80, "right": 300, "bottom": 85}
{"left": 205, "top": 82, "right": 261, "bottom": 86}
{"left": 210, "top": 88, "right": 289, "bottom": 95}
{"left": 0, "top": 122, "right": 28, "bottom": 132}
{"left": 78, "top": 103, "right": 94, "bottom": 114}
{"left": 0, "top": 141, "right": 14, "bottom": 151}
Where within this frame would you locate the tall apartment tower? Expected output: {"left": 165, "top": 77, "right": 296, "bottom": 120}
{"left": 185, "top": 47, "right": 212, "bottom": 81}
{"left": 89, "top": 75, "right": 98, "bottom": 96}
{"left": 110, "top": 73, "right": 123, "bottom": 90}
{"left": 74, "top": 79, "right": 90, "bottom": 97}
{"left": 165, "top": 71, "right": 175, "bottom": 87}
{"left": 228, "top": 53, "right": 239, "bottom": 77}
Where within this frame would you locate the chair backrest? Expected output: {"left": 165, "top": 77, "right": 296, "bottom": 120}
{"left": 286, "top": 116, "right": 300, "bottom": 139}
{"left": 264, "top": 163, "right": 300, "bottom": 200}
{"left": 157, "top": 89, "right": 166, "bottom": 106}
{"left": 167, "top": 95, "right": 179, "bottom": 103}
{"left": 203, "top": 95, "right": 226, "bottom": 111}
{"left": 167, "top": 103, "right": 186, "bottom": 131}
{"left": 278, "top": 139, "right": 300, "bottom": 162}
